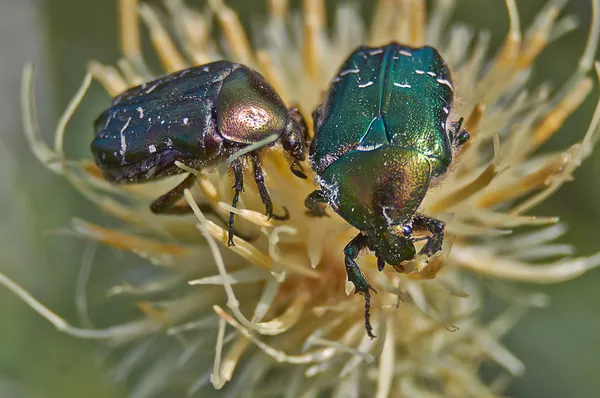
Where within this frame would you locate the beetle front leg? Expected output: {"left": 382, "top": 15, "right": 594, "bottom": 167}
{"left": 412, "top": 213, "right": 445, "bottom": 257}
{"left": 304, "top": 190, "right": 329, "bottom": 217}
{"left": 287, "top": 106, "right": 309, "bottom": 180}
{"left": 312, "top": 104, "right": 324, "bottom": 133}
{"left": 150, "top": 173, "right": 197, "bottom": 214}
{"left": 289, "top": 106, "right": 309, "bottom": 148}
{"left": 250, "top": 152, "right": 289, "bottom": 221}
{"left": 227, "top": 158, "right": 245, "bottom": 247}
{"left": 344, "top": 233, "right": 377, "bottom": 339}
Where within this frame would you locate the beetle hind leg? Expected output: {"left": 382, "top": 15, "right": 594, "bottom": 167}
{"left": 150, "top": 173, "right": 236, "bottom": 227}
{"left": 150, "top": 173, "right": 197, "bottom": 214}
{"left": 412, "top": 213, "right": 445, "bottom": 257}
{"left": 344, "top": 233, "right": 377, "bottom": 339}
{"left": 250, "top": 153, "right": 289, "bottom": 221}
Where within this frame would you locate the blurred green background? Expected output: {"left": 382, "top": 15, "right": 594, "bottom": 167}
{"left": 0, "top": 0, "right": 599, "bottom": 397}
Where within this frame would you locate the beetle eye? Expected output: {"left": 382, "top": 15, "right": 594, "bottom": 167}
{"left": 403, "top": 225, "right": 412, "bottom": 236}
{"left": 457, "top": 131, "right": 470, "bottom": 145}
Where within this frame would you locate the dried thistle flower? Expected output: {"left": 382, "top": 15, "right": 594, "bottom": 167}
{"left": 3, "top": 0, "right": 600, "bottom": 396}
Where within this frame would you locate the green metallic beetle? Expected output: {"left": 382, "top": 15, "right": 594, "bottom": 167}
{"left": 306, "top": 43, "right": 470, "bottom": 338}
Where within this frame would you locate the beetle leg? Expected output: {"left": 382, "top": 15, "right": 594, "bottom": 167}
{"left": 312, "top": 104, "right": 324, "bottom": 133}
{"left": 289, "top": 106, "right": 310, "bottom": 149}
{"left": 227, "top": 158, "right": 245, "bottom": 247}
{"left": 344, "top": 233, "right": 377, "bottom": 339}
{"left": 285, "top": 106, "right": 309, "bottom": 179}
{"left": 150, "top": 173, "right": 197, "bottom": 214}
{"left": 250, "top": 152, "right": 289, "bottom": 221}
{"left": 412, "top": 213, "right": 445, "bottom": 257}
{"left": 304, "top": 190, "right": 329, "bottom": 217}
{"left": 149, "top": 173, "right": 246, "bottom": 229}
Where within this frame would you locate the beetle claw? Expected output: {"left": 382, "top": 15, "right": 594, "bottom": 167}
{"left": 290, "top": 160, "right": 308, "bottom": 179}
{"left": 376, "top": 255, "right": 385, "bottom": 272}
{"left": 268, "top": 206, "right": 290, "bottom": 221}
{"left": 356, "top": 284, "right": 377, "bottom": 295}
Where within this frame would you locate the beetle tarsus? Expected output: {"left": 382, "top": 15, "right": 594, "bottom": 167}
{"left": 250, "top": 153, "right": 290, "bottom": 222}
{"left": 363, "top": 292, "right": 376, "bottom": 339}
{"left": 150, "top": 173, "right": 197, "bottom": 214}
{"left": 228, "top": 158, "right": 244, "bottom": 247}
{"left": 344, "top": 233, "right": 377, "bottom": 339}
{"left": 305, "top": 190, "right": 329, "bottom": 217}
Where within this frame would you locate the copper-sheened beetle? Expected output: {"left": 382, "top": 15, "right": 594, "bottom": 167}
{"left": 92, "top": 61, "right": 307, "bottom": 245}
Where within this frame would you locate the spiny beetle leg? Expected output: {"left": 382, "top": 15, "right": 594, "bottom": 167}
{"left": 289, "top": 106, "right": 310, "bottom": 149}
{"left": 344, "top": 233, "right": 377, "bottom": 339}
{"left": 149, "top": 173, "right": 241, "bottom": 226}
{"left": 287, "top": 106, "right": 309, "bottom": 180}
{"left": 412, "top": 213, "right": 445, "bottom": 257}
{"left": 228, "top": 158, "right": 244, "bottom": 247}
{"left": 150, "top": 173, "right": 197, "bottom": 214}
{"left": 304, "top": 190, "right": 329, "bottom": 217}
{"left": 250, "top": 152, "right": 289, "bottom": 221}
{"left": 312, "top": 104, "right": 324, "bottom": 133}
{"left": 197, "top": 203, "right": 255, "bottom": 242}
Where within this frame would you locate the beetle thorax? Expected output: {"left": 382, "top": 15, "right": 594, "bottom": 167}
{"left": 216, "top": 66, "right": 288, "bottom": 145}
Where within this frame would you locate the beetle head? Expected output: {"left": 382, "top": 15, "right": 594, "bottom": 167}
{"left": 368, "top": 225, "right": 416, "bottom": 269}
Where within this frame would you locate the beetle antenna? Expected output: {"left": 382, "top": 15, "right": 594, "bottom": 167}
{"left": 453, "top": 117, "right": 464, "bottom": 139}
{"left": 456, "top": 117, "right": 464, "bottom": 132}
